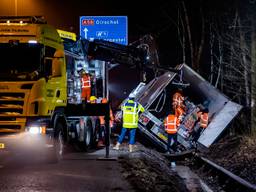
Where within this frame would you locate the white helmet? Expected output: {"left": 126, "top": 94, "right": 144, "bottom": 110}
{"left": 129, "top": 93, "right": 135, "bottom": 99}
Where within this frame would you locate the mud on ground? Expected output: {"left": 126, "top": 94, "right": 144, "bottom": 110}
{"left": 202, "top": 135, "right": 256, "bottom": 185}
{"left": 118, "top": 145, "right": 189, "bottom": 192}
{"left": 185, "top": 135, "right": 256, "bottom": 189}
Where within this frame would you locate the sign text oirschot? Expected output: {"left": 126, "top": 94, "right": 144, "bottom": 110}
{"left": 80, "top": 16, "right": 128, "bottom": 45}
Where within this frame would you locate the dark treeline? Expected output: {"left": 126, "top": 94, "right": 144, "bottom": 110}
{"left": 110, "top": 0, "right": 256, "bottom": 136}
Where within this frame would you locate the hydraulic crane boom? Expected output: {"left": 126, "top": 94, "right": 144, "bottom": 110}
{"left": 80, "top": 39, "right": 147, "bottom": 67}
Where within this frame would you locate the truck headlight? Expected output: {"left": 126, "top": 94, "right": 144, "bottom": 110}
{"left": 27, "top": 126, "right": 46, "bottom": 134}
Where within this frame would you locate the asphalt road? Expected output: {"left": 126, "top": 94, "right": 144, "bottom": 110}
{"left": 0, "top": 134, "right": 133, "bottom": 192}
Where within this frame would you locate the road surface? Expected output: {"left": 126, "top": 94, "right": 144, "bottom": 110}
{"left": 0, "top": 133, "right": 133, "bottom": 192}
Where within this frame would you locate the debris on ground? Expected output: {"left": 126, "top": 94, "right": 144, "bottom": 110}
{"left": 117, "top": 144, "right": 190, "bottom": 192}
{"left": 204, "top": 135, "right": 256, "bottom": 185}
{"left": 184, "top": 135, "right": 256, "bottom": 190}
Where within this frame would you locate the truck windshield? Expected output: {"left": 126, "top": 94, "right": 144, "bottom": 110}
{"left": 0, "top": 43, "right": 42, "bottom": 81}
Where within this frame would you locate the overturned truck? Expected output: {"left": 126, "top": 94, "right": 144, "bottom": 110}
{"left": 128, "top": 64, "right": 243, "bottom": 151}
{"left": 67, "top": 36, "right": 241, "bottom": 152}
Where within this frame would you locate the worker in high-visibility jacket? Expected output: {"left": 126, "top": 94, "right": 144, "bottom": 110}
{"left": 192, "top": 108, "right": 209, "bottom": 142}
{"left": 98, "top": 98, "right": 115, "bottom": 147}
{"left": 81, "top": 71, "right": 91, "bottom": 102}
{"left": 172, "top": 89, "right": 185, "bottom": 111}
{"left": 113, "top": 93, "right": 145, "bottom": 152}
{"left": 164, "top": 114, "right": 179, "bottom": 153}
{"left": 175, "top": 105, "right": 185, "bottom": 126}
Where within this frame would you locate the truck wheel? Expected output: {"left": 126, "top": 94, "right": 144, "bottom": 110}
{"left": 85, "top": 120, "right": 93, "bottom": 148}
{"left": 54, "top": 123, "right": 65, "bottom": 160}
{"left": 47, "top": 122, "right": 66, "bottom": 163}
{"left": 78, "top": 120, "right": 93, "bottom": 151}
{"left": 92, "top": 119, "right": 100, "bottom": 148}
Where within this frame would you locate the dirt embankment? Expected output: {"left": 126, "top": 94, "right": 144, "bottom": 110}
{"left": 203, "top": 135, "right": 256, "bottom": 185}
{"left": 119, "top": 147, "right": 189, "bottom": 192}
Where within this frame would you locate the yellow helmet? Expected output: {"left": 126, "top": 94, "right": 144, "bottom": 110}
{"left": 89, "top": 96, "right": 97, "bottom": 102}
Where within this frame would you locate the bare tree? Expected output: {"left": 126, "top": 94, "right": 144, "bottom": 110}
{"left": 180, "top": 1, "right": 205, "bottom": 71}
{"left": 251, "top": 11, "right": 256, "bottom": 136}
{"left": 178, "top": 7, "right": 186, "bottom": 64}
{"left": 210, "top": 9, "right": 253, "bottom": 134}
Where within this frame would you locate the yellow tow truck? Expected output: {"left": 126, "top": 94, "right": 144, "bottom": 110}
{"left": 0, "top": 16, "right": 108, "bottom": 161}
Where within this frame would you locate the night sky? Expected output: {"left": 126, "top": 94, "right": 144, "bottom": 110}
{"left": 0, "top": 0, "right": 247, "bottom": 66}
{"left": 0, "top": 0, "right": 182, "bottom": 65}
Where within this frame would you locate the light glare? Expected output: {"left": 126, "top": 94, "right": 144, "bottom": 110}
{"left": 29, "top": 126, "right": 40, "bottom": 134}
{"left": 28, "top": 40, "right": 37, "bottom": 44}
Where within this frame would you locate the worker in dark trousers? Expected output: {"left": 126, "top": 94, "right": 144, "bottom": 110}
{"left": 98, "top": 98, "right": 114, "bottom": 148}
{"left": 164, "top": 114, "right": 179, "bottom": 153}
{"left": 113, "top": 93, "right": 145, "bottom": 152}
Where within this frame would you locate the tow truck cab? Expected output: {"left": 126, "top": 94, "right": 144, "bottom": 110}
{"left": 0, "top": 16, "right": 66, "bottom": 134}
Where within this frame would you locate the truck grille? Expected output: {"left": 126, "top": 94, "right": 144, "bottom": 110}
{"left": 0, "top": 92, "right": 25, "bottom": 115}
{"left": 0, "top": 92, "right": 27, "bottom": 132}
{"left": 0, "top": 125, "right": 21, "bottom": 130}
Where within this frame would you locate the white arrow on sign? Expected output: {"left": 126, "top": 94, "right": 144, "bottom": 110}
{"left": 83, "top": 27, "right": 88, "bottom": 39}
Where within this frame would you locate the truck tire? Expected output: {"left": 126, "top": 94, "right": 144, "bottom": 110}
{"left": 54, "top": 122, "right": 66, "bottom": 160}
{"left": 92, "top": 119, "right": 100, "bottom": 148}
{"left": 78, "top": 119, "right": 93, "bottom": 151}
{"left": 85, "top": 119, "right": 93, "bottom": 149}
{"left": 47, "top": 121, "right": 66, "bottom": 163}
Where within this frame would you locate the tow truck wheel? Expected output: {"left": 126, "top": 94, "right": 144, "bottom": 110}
{"left": 79, "top": 120, "right": 93, "bottom": 151}
{"left": 54, "top": 122, "right": 66, "bottom": 161}
{"left": 92, "top": 119, "right": 101, "bottom": 148}
{"left": 47, "top": 122, "right": 66, "bottom": 163}
{"left": 85, "top": 120, "right": 93, "bottom": 148}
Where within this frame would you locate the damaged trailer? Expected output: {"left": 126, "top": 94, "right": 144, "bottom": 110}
{"left": 127, "top": 64, "right": 243, "bottom": 151}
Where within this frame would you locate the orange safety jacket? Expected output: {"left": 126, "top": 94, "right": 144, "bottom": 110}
{"left": 200, "top": 113, "right": 209, "bottom": 128}
{"left": 164, "top": 114, "right": 178, "bottom": 134}
{"left": 81, "top": 74, "right": 91, "bottom": 100}
{"left": 172, "top": 92, "right": 185, "bottom": 108}
{"left": 175, "top": 106, "right": 185, "bottom": 126}
{"left": 81, "top": 74, "right": 91, "bottom": 88}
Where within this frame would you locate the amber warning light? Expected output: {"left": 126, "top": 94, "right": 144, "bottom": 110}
{"left": 0, "top": 143, "right": 5, "bottom": 149}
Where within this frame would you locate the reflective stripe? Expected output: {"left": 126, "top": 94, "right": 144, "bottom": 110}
{"left": 165, "top": 115, "right": 177, "bottom": 133}
{"left": 124, "top": 122, "right": 137, "bottom": 125}
{"left": 173, "top": 93, "right": 184, "bottom": 107}
{"left": 82, "top": 76, "right": 91, "bottom": 88}
{"left": 124, "top": 112, "right": 137, "bottom": 115}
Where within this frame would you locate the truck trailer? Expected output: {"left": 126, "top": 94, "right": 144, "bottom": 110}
{"left": 125, "top": 64, "right": 243, "bottom": 152}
